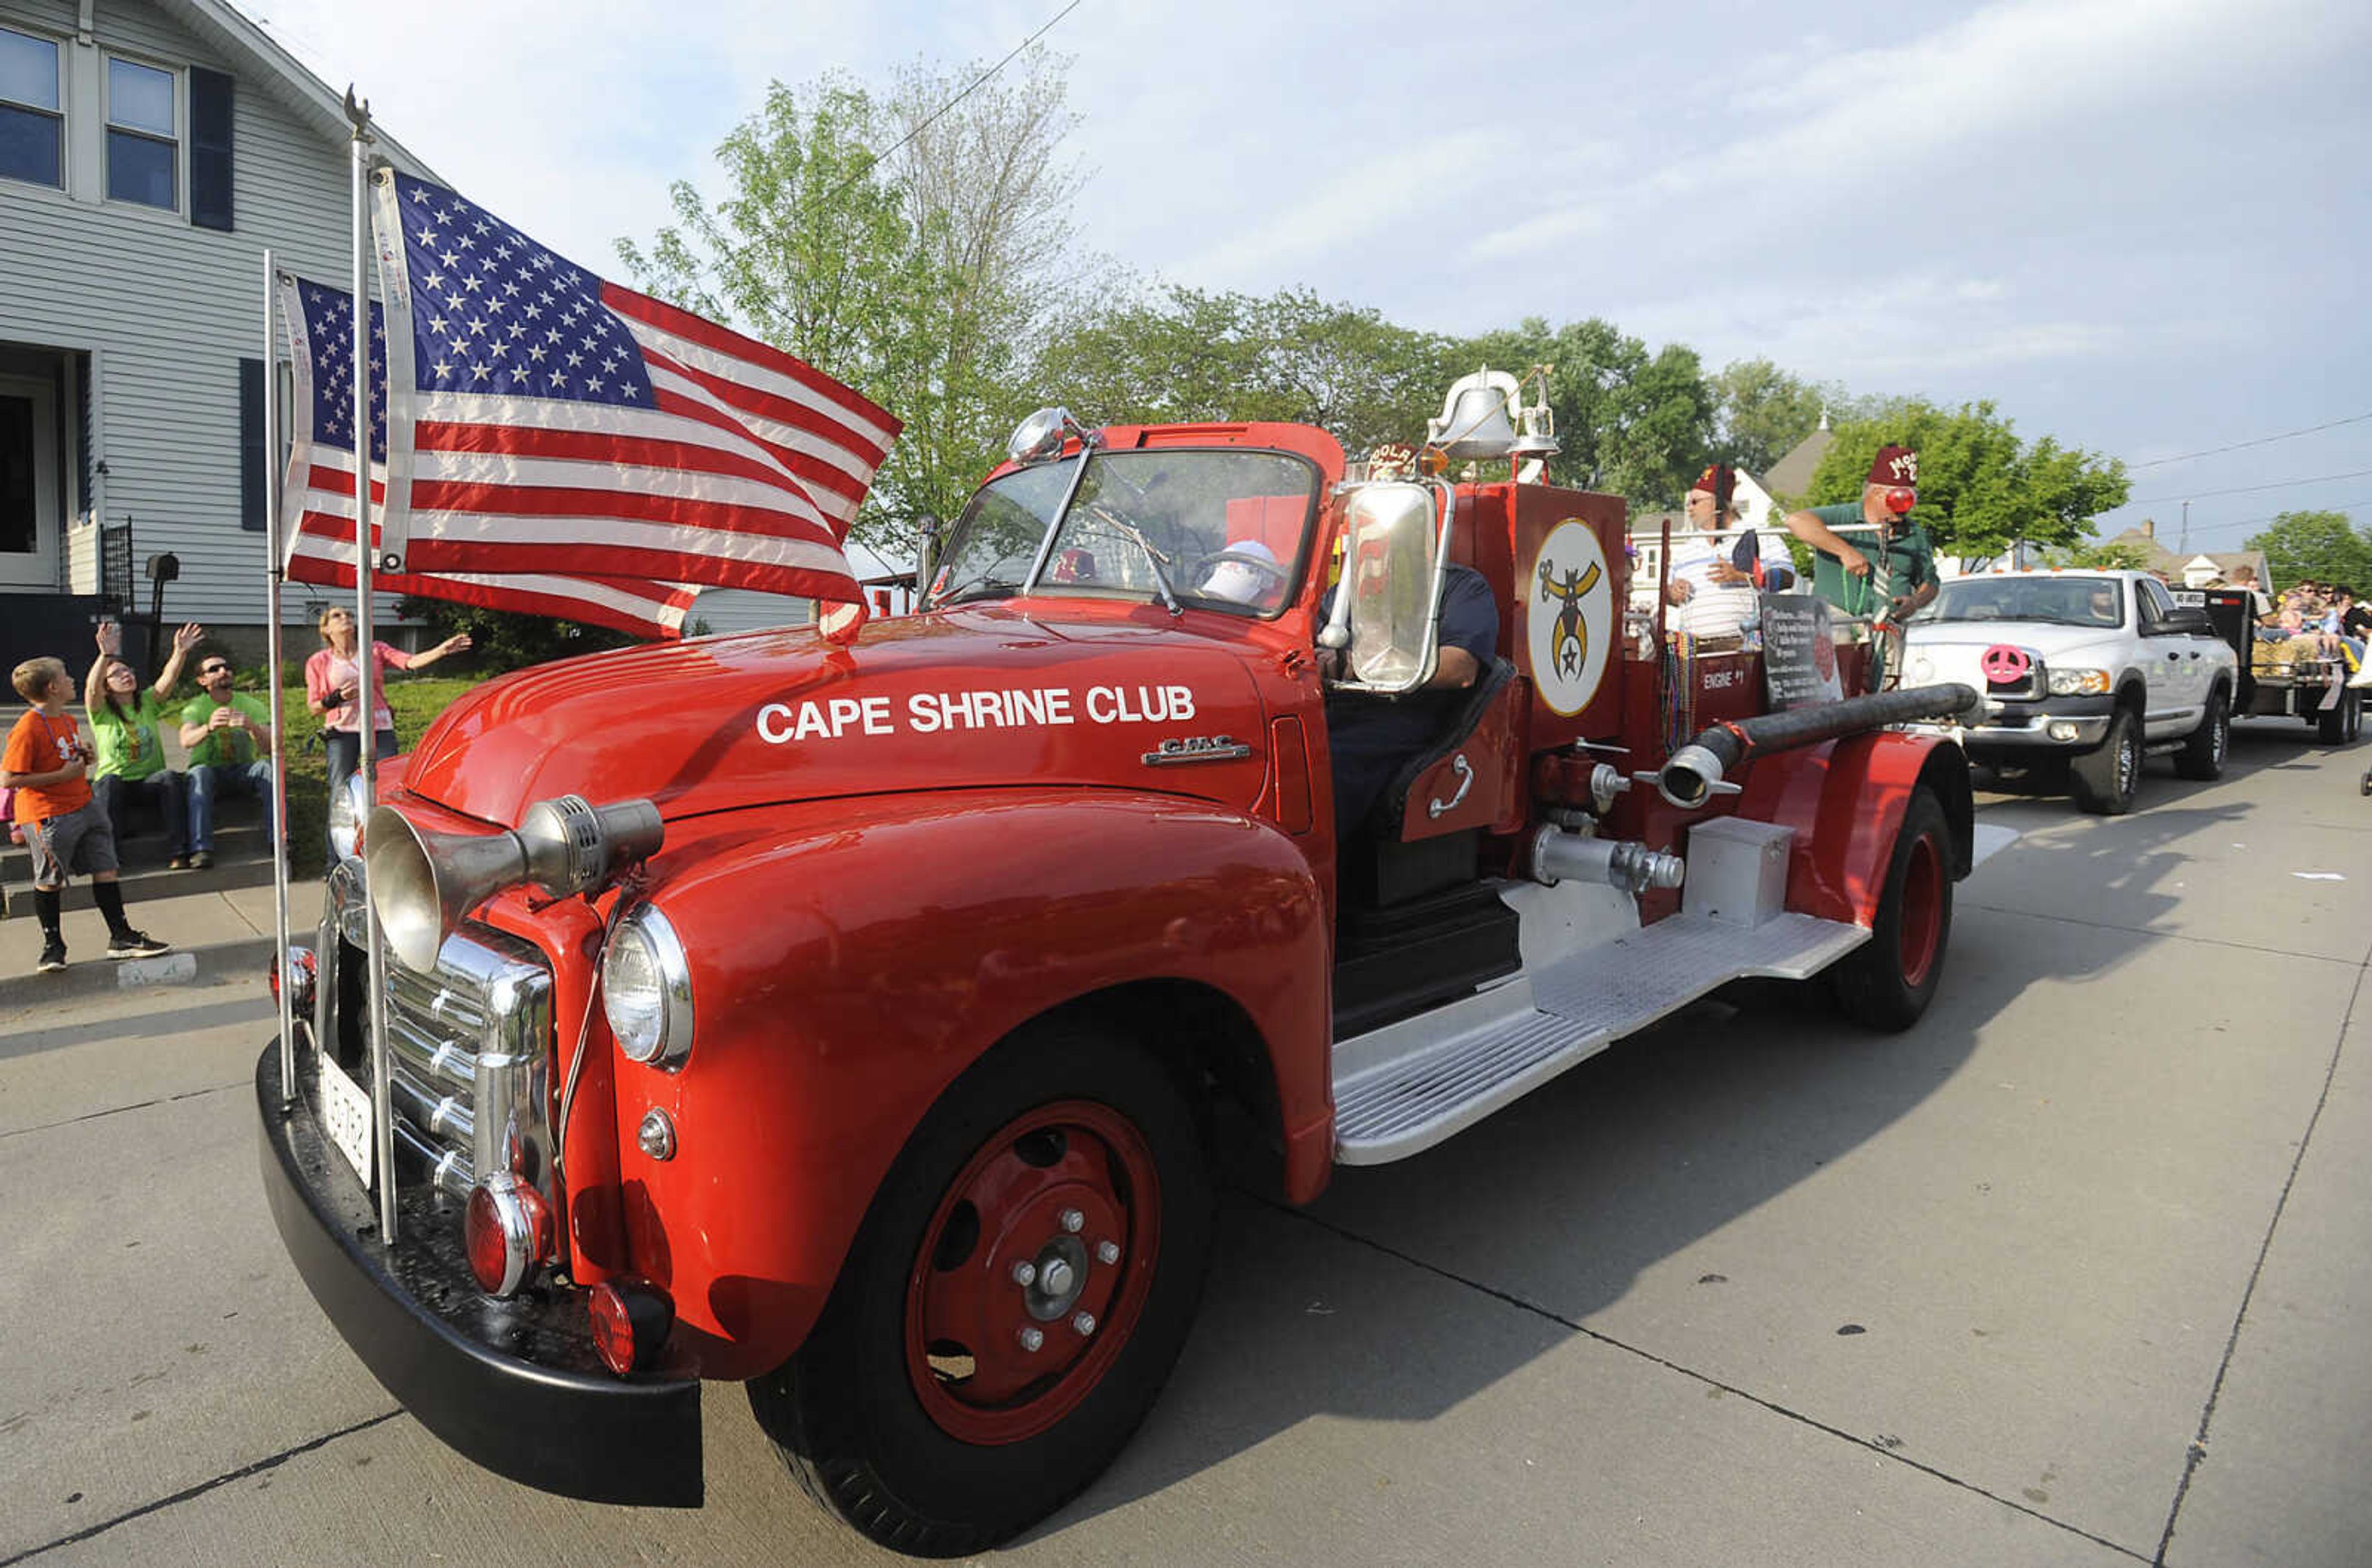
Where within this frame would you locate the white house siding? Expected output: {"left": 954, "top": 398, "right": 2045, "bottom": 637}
{"left": 0, "top": 0, "right": 409, "bottom": 636}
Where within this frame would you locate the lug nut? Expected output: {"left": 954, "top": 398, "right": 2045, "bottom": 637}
{"left": 1059, "top": 1208, "right": 1085, "bottom": 1233}
{"left": 1017, "top": 1326, "right": 1044, "bottom": 1352}
{"left": 1072, "top": 1312, "right": 1096, "bottom": 1336}
{"left": 1011, "top": 1260, "right": 1037, "bottom": 1287}
{"left": 1095, "top": 1240, "right": 1121, "bottom": 1265}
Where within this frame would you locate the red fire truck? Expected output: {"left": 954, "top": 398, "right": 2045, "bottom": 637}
{"left": 259, "top": 379, "right": 1983, "bottom": 1556}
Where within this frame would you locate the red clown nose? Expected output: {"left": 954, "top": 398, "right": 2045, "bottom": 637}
{"left": 1885, "top": 487, "right": 1916, "bottom": 515}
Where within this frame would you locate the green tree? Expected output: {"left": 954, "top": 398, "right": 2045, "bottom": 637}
{"left": 2245, "top": 509, "right": 2372, "bottom": 589}
{"left": 1712, "top": 358, "right": 1836, "bottom": 476}
{"left": 2041, "top": 539, "right": 2155, "bottom": 571}
{"left": 1455, "top": 318, "right": 1715, "bottom": 506}
{"left": 1803, "top": 400, "right": 2129, "bottom": 557}
{"left": 1034, "top": 285, "right": 1458, "bottom": 458}
{"left": 617, "top": 54, "right": 1092, "bottom": 557}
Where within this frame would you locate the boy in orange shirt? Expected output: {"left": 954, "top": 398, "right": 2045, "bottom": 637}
{"left": 2, "top": 656, "right": 170, "bottom": 973}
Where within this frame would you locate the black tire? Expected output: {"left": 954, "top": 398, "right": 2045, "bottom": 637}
{"left": 2070, "top": 709, "right": 2140, "bottom": 815}
{"left": 747, "top": 1025, "right": 1214, "bottom": 1558}
{"left": 2318, "top": 687, "right": 2359, "bottom": 745}
{"left": 2174, "top": 688, "right": 2230, "bottom": 780}
{"left": 1832, "top": 786, "right": 1954, "bottom": 1032}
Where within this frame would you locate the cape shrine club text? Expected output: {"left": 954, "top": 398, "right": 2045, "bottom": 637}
{"left": 759, "top": 684, "right": 1201, "bottom": 742}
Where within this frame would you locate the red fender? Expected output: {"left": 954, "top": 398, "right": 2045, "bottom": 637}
{"left": 1731, "top": 730, "right": 1974, "bottom": 926}
{"left": 587, "top": 787, "right": 1331, "bottom": 1380}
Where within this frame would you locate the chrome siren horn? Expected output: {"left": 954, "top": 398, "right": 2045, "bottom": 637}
{"left": 366, "top": 796, "right": 665, "bottom": 972}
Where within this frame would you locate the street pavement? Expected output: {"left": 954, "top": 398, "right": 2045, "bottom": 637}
{"left": 1, "top": 720, "right": 2365, "bottom": 1567}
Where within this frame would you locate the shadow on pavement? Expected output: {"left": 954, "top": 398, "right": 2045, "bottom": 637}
{"left": 1043, "top": 782, "right": 2208, "bottom": 1534}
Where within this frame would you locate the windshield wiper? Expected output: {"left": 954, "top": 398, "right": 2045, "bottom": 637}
{"left": 1081, "top": 503, "right": 1183, "bottom": 618}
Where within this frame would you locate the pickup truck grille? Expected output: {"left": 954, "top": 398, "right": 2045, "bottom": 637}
{"left": 310, "top": 874, "right": 555, "bottom": 1207}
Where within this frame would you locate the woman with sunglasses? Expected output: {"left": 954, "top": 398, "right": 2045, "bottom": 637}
{"left": 83, "top": 619, "right": 204, "bottom": 869}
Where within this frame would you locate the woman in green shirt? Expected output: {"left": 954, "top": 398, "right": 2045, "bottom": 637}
{"left": 84, "top": 619, "right": 203, "bottom": 869}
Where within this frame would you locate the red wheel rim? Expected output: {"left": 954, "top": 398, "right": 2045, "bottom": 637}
{"left": 1897, "top": 832, "right": 1944, "bottom": 990}
{"left": 904, "top": 1100, "right": 1161, "bottom": 1445}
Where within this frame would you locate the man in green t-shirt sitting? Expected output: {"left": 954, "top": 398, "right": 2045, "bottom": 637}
{"left": 178, "top": 653, "right": 276, "bottom": 869}
{"left": 1783, "top": 444, "right": 1940, "bottom": 625}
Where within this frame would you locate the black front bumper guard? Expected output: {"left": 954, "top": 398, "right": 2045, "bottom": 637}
{"left": 254, "top": 1046, "right": 703, "bottom": 1506}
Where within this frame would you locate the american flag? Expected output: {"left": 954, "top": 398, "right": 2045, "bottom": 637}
{"left": 367, "top": 167, "right": 899, "bottom": 636}
{"left": 276, "top": 273, "right": 700, "bottom": 639}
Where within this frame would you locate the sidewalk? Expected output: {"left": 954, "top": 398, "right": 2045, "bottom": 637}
{"left": 0, "top": 876, "right": 318, "bottom": 1007}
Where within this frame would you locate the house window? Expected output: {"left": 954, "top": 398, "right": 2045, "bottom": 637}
{"left": 0, "top": 27, "right": 62, "bottom": 188}
{"left": 106, "top": 55, "right": 177, "bottom": 210}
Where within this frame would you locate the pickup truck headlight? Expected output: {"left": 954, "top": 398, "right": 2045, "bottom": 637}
{"left": 602, "top": 905, "right": 692, "bottom": 1068}
{"left": 329, "top": 773, "right": 369, "bottom": 861}
{"left": 2048, "top": 668, "right": 2112, "bottom": 696}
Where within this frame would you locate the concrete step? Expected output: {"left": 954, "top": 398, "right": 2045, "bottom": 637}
{"left": 0, "top": 879, "right": 319, "bottom": 1006}
{"left": 2, "top": 817, "right": 298, "bottom": 918}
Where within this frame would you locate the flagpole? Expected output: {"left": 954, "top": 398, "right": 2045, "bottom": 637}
{"left": 347, "top": 89, "right": 397, "bottom": 1244}
{"left": 264, "top": 247, "right": 295, "bottom": 1109}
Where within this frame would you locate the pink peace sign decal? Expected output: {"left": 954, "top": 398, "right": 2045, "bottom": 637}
{"left": 1980, "top": 644, "right": 2032, "bottom": 684}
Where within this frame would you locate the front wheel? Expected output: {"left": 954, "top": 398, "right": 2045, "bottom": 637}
{"left": 2071, "top": 709, "right": 2140, "bottom": 815}
{"left": 749, "top": 1026, "right": 1214, "bottom": 1558}
{"left": 1832, "top": 786, "right": 1954, "bottom": 1031}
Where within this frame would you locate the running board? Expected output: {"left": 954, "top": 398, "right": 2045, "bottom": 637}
{"left": 1331, "top": 912, "right": 1870, "bottom": 1165}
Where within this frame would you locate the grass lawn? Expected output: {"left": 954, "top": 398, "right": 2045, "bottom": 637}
{"left": 273, "top": 674, "right": 484, "bottom": 857}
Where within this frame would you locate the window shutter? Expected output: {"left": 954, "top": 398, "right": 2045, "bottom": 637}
{"left": 239, "top": 356, "right": 264, "bottom": 530}
{"left": 190, "top": 67, "right": 233, "bottom": 231}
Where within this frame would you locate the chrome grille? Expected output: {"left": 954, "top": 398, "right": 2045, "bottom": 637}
{"left": 381, "top": 926, "right": 555, "bottom": 1202}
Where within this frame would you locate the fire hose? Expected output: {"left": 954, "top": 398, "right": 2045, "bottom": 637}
{"left": 1655, "top": 682, "right": 1980, "bottom": 808}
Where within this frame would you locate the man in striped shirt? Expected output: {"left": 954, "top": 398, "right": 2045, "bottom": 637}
{"left": 1664, "top": 464, "right": 1762, "bottom": 647}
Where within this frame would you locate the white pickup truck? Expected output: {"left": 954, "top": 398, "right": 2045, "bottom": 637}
{"left": 1898, "top": 569, "right": 2237, "bottom": 814}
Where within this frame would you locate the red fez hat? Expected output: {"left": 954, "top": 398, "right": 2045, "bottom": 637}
{"left": 1690, "top": 463, "right": 1731, "bottom": 496}
{"left": 1868, "top": 446, "right": 1918, "bottom": 487}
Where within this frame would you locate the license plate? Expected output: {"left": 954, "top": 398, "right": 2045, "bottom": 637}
{"left": 318, "top": 1056, "right": 374, "bottom": 1186}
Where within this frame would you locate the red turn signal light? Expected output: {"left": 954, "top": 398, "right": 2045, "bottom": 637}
{"left": 464, "top": 1173, "right": 551, "bottom": 1297}
{"left": 587, "top": 1279, "right": 675, "bottom": 1375}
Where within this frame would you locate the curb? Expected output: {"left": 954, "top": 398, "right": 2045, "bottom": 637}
{"left": 0, "top": 934, "right": 275, "bottom": 1010}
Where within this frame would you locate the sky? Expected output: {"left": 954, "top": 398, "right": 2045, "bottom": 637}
{"left": 245, "top": 0, "right": 2372, "bottom": 558}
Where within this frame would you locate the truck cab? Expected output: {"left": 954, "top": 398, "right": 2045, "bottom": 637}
{"left": 259, "top": 382, "right": 1987, "bottom": 1556}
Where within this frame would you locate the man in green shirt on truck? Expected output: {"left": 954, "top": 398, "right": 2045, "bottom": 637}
{"left": 1782, "top": 444, "right": 1940, "bottom": 623}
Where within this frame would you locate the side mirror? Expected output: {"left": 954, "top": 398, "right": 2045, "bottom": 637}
{"left": 2164, "top": 606, "right": 2214, "bottom": 635}
{"left": 1323, "top": 481, "right": 1445, "bottom": 694}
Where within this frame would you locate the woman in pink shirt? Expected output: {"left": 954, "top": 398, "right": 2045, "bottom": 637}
{"left": 304, "top": 606, "right": 471, "bottom": 832}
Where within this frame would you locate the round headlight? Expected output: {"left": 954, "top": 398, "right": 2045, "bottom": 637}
{"left": 329, "top": 771, "right": 371, "bottom": 862}
{"left": 602, "top": 906, "right": 692, "bottom": 1068}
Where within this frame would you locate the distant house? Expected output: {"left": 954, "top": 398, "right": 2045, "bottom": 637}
{"left": 2099, "top": 521, "right": 2269, "bottom": 589}
{"left": 0, "top": 0, "right": 452, "bottom": 675}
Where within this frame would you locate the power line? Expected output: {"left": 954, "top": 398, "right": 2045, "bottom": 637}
{"left": 2125, "top": 467, "right": 2372, "bottom": 507}
{"left": 2129, "top": 411, "right": 2372, "bottom": 470}
{"left": 818, "top": 0, "right": 1083, "bottom": 208}
{"left": 2179, "top": 498, "right": 2372, "bottom": 544}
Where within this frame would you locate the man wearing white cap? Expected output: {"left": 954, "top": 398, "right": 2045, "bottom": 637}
{"left": 1197, "top": 540, "right": 1289, "bottom": 611}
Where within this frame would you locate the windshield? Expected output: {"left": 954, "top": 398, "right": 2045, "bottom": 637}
{"left": 1914, "top": 576, "right": 2126, "bottom": 629}
{"left": 928, "top": 448, "right": 1318, "bottom": 617}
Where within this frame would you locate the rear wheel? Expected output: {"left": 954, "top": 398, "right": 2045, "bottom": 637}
{"left": 2318, "top": 687, "right": 2359, "bottom": 745}
{"left": 2174, "top": 689, "right": 2230, "bottom": 780}
{"left": 749, "top": 1026, "right": 1213, "bottom": 1558}
{"left": 1832, "top": 787, "right": 1953, "bottom": 1032}
{"left": 2071, "top": 709, "right": 2140, "bottom": 815}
